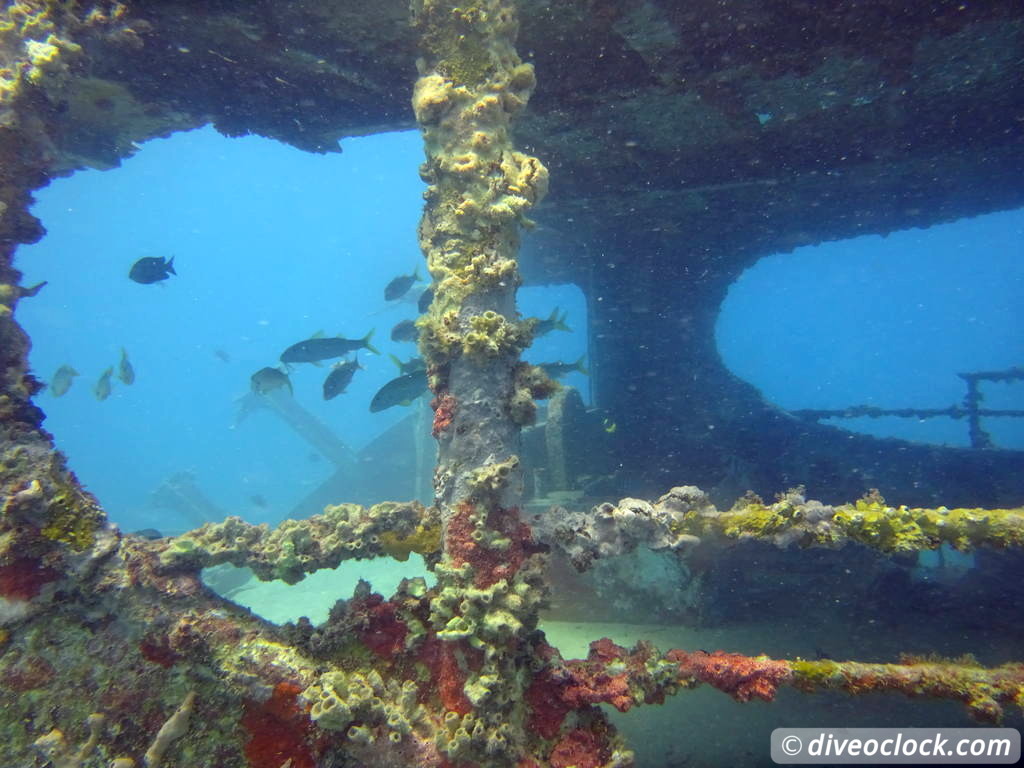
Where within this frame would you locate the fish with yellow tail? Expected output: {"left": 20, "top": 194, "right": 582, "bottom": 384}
{"left": 280, "top": 330, "right": 378, "bottom": 364}
{"left": 539, "top": 356, "right": 588, "bottom": 379}
{"left": 533, "top": 308, "right": 571, "bottom": 337}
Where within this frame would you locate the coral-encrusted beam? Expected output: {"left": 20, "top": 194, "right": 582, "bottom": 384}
{"left": 530, "top": 638, "right": 1024, "bottom": 734}
{"left": 541, "top": 486, "right": 1024, "bottom": 574}
{"left": 410, "top": 0, "right": 558, "bottom": 764}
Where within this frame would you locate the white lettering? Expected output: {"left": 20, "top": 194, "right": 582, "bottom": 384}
{"left": 920, "top": 736, "right": 934, "bottom": 756}
{"left": 990, "top": 737, "right": 1012, "bottom": 757}
{"left": 808, "top": 734, "right": 824, "bottom": 757}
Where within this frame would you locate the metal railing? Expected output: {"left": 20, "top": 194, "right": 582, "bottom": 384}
{"left": 790, "top": 366, "right": 1024, "bottom": 449}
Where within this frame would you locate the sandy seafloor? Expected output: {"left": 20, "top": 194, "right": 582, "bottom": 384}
{"left": 217, "top": 559, "right": 1022, "bottom": 768}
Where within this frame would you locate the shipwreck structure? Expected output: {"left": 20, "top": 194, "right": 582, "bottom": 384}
{"left": 1, "top": 1, "right": 1023, "bottom": 767}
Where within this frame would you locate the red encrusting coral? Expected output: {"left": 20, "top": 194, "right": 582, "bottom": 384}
{"left": 139, "top": 636, "right": 179, "bottom": 668}
{"left": 241, "top": 681, "right": 321, "bottom": 768}
{"left": 525, "top": 668, "right": 573, "bottom": 739}
{"left": 668, "top": 649, "right": 791, "bottom": 702}
{"left": 588, "top": 637, "right": 627, "bottom": 665}
{"left": 562, "top": 668, "right": 632, "bottom": 712}
{"left": 563, "top": 647, "right": 633, "bottom": 713}
{"left": 526, "top": 640, "right": 640, "bottom": 741}
{"left": 431, "top": 393, "right": 457, "bottom": 438}
{"left": 0, "top": 556, "right": 58, "bottom": 600}
{"left": 447, "top": 503, "right": 540, "bottom": 588}
{"left": 349, "top": 592, "right": 408, "bottom": 660}
{"left": 548, "top": 728, "right": 612, "bottom": 768}
{"left": 418, "top": 636, "right": 481, "bottom": 716}
{"left": 438, "top": 642, "right": 472, "bottom": 715}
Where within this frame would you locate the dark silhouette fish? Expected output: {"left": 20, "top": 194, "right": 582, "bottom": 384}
{"left": 370, "top": 370, "right": 429, "bottom": 412}
{"left": 50, "top": 364, "right": 79, "bottom": 397}
{"left": 539, "top": 356, "right": 588, "bottom": 379}
{"left": 417, "top": 286, "right": 434, "bottom": 313}
{"left": 389, "top": 354, "right": 426, "bottom": 375}
{"left": 19, "top": 281, "right": 47, "bottom": 298}
{"left": 390, "top": 319, "right": 418, "bottom": 343}
{"left": 250, "top": 495, "right": 268, "bottom": 509}
{"left": 251, "top": 366, "right": 292, "bottom": 395}
{"left": 118, "top": 348, "right": 135, "bottom": 385}
{"left": 94, "top": 367, "right": 114, "bottom": 401}
{"left": 129, "top": 256, "right": 176, "bottom": 284}
{"left": 323, "top": 357, "right": 361, "bottom": 400}
{"left": 534, "top": 307, "right": 571, "bottom": 337}
{"left": 385, "top": 268, "right": 420, "bottom": 301}
{"left": 280, "top": 331, "right": 378, "bottom": 363}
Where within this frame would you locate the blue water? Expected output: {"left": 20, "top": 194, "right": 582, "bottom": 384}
{"left": 14, "top": 126, "right": 587, "bottom": 533}
{"left": 717, "top": 211, "right": 1024, "bottom": 450}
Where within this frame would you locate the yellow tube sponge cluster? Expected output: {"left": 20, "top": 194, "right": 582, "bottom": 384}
{"left": 462, "top": 310, "right": 531, "bottom": 361}
{"left": 412, "top": 0, "right": 548, "bottom": 372}
{"left": 465, "top": 455, "right": 520, "bottom": 498}
{"left": 306, "top": 670, "right": 427, "bottom": 739}
{"left": 428, "top": 558, "right": 548, "bottom": 760}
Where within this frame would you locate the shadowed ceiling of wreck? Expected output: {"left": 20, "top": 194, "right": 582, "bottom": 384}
{"left": 5, "top": 1, "right": 1024, "bottom": 262}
